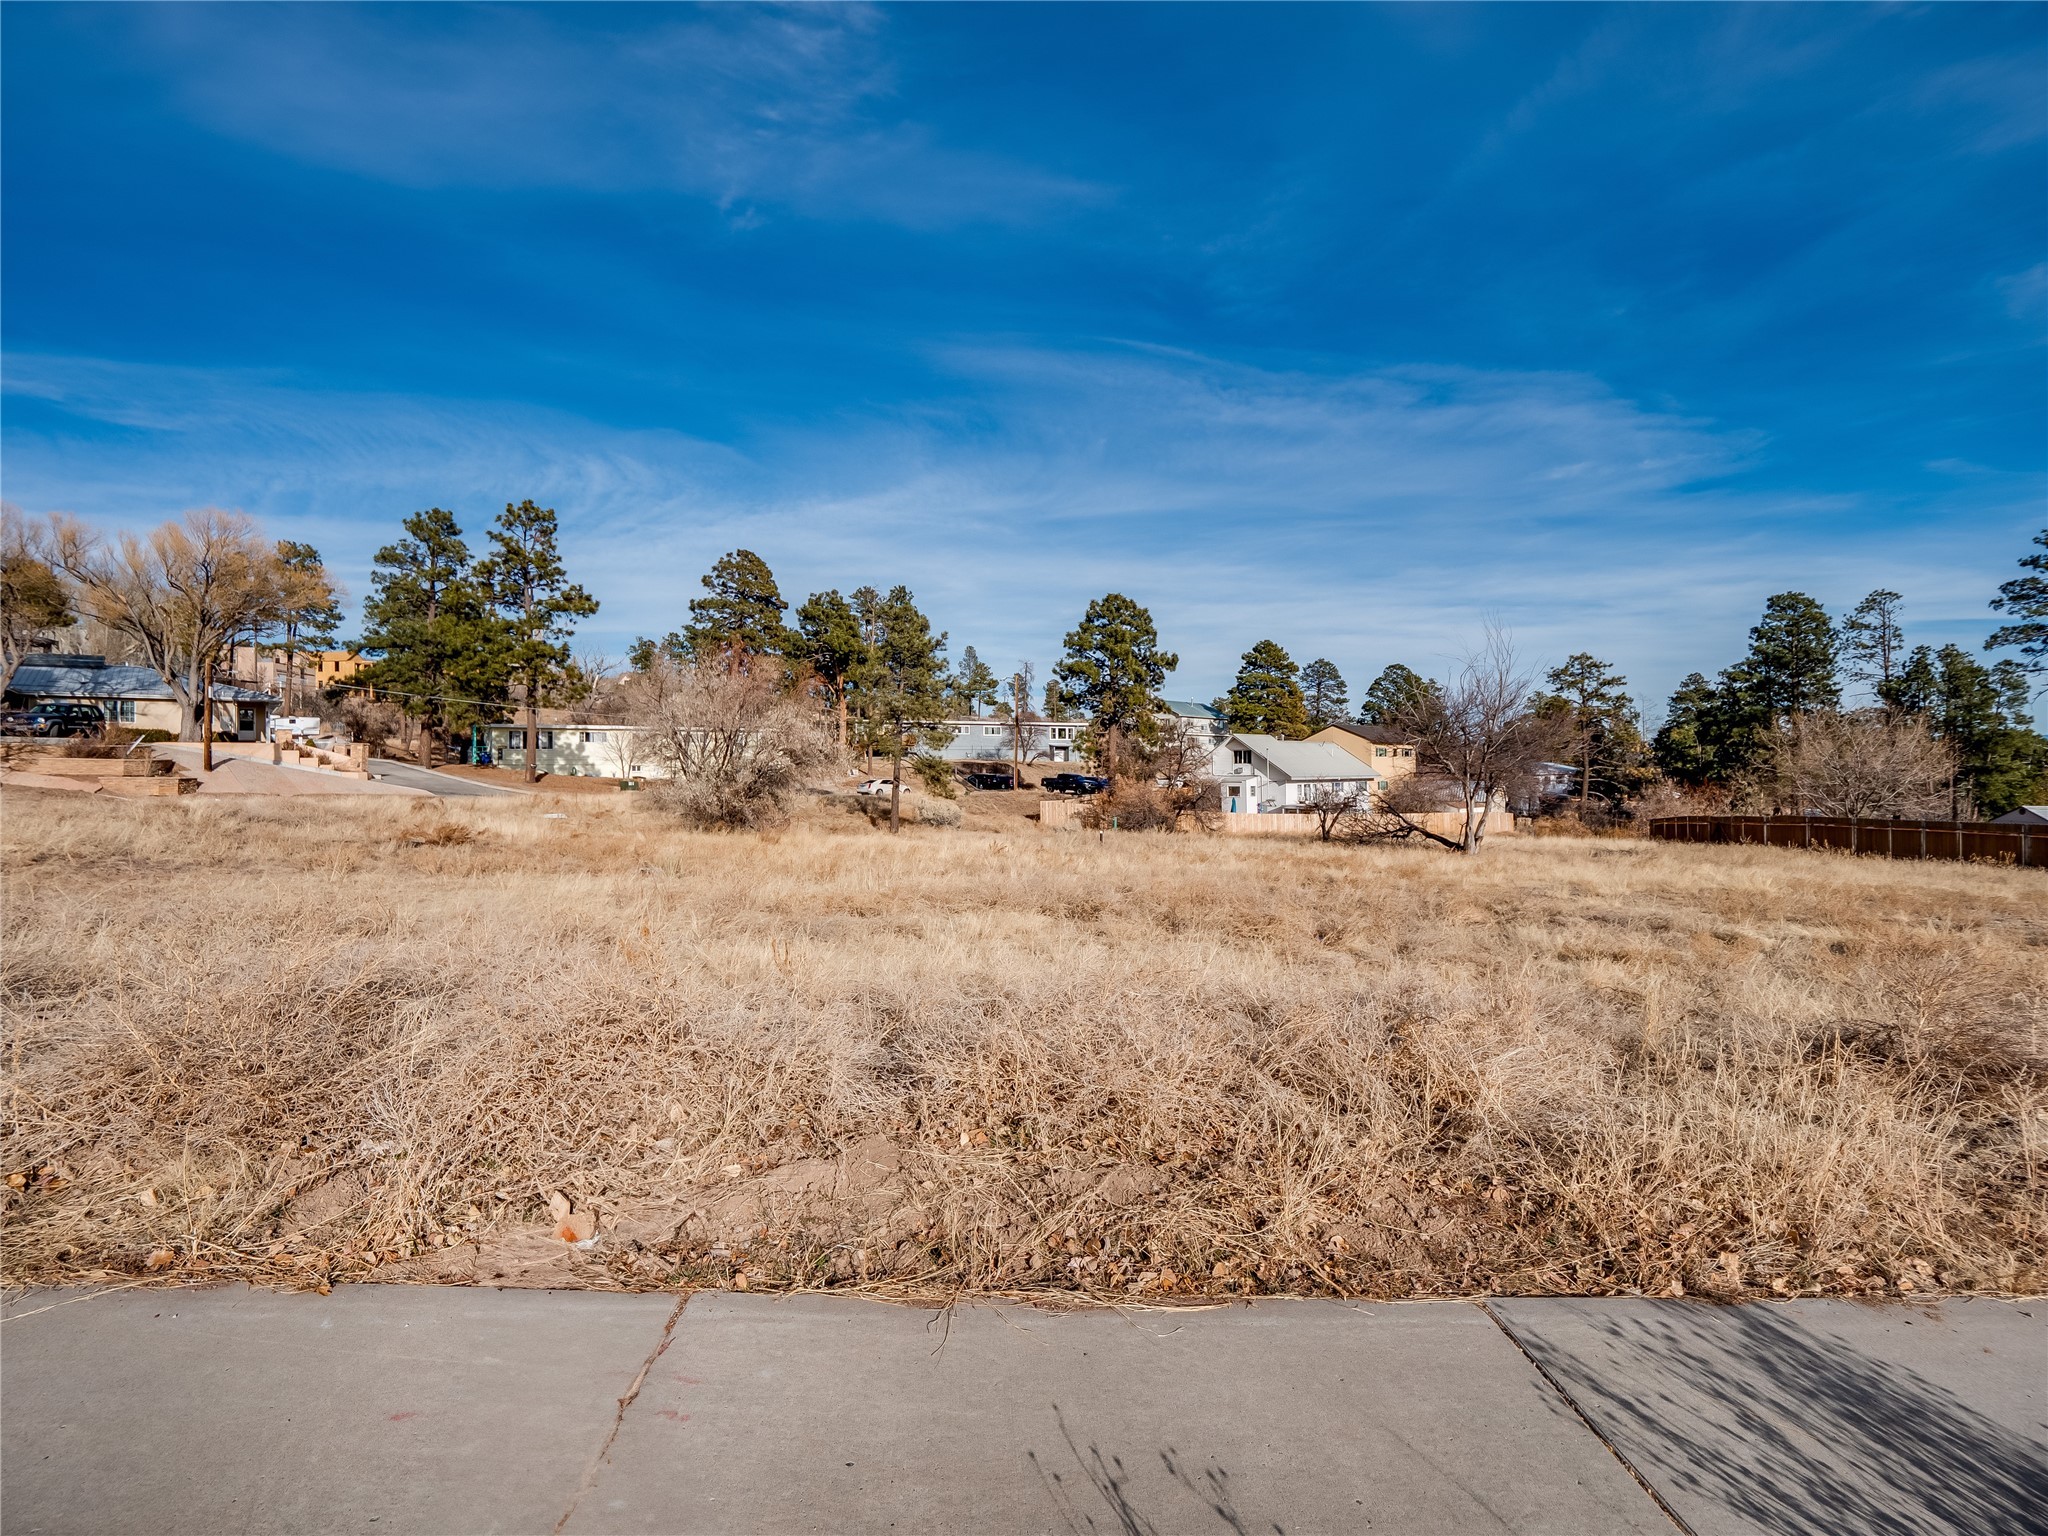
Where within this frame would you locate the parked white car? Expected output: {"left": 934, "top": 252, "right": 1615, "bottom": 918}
{"left": 855, "top": 778, "right": 895, "bottom": 796}
{"left": 268, "top": 715, "right": 324, "bottom": 741}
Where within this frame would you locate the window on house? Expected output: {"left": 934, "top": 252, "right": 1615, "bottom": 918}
{"left": 1375, "top": 747, "right": 1387, "bottom": 757}
{"left": 583, "top": 732, "right": 595, "bottom": 743}
{"left": 509, "top": 731, "right": 525, "bottom": 749}
{"left": 112, "top": 700, "right": 136, "bottom": 723}
{"left": 1401, "top": 748, "right": 1414, "bottom": 757}
{"left": 1233, "top": 749, "right": 1252, "bottom": 765}
{"left": 985, "top": 725, "right": 1000, "bottom": 735}
{"left": 537, "top": 730, "right": 554, "bottom": 750}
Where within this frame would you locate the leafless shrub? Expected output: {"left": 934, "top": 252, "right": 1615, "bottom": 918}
{"left": 1621, "top": 776, "right": 1731, "bottom": 826}
{"left": 1765, "top": 709, "right": 1958, "bottom": 819}
{"left": 639, "top": 658, "right": 839, "bottom": 829}
{"left": 1298, "top": 781, "right": 1370, "bottom": 842}
{"left": 333, "top": 695, "right": 407, "bottom": 756}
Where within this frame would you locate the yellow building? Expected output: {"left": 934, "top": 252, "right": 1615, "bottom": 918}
{"left": 1308, "top": 722, "right": 1420, "bottom": 781}
{"left": 315, "top": 650, "right": 369, "bottom": 686}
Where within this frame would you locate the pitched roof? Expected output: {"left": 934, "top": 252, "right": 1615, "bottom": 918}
{"left": 1989, "top": 806, "right": 2048, "bottom": 825}
{"left": 1159, "top": 699, "right": 1222, "bottom": 720}
{"left": 1320, "top": 720, "right": 1415, "bottom": 746}
{"left": 7, "top": 661, "right": 275, "bottom": 704}
{"left": 1227, "top": 734, "right": 1384, "bottom": 781}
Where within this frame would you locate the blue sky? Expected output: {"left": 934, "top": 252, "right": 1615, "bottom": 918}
{"left": 4, "top": 3, "right": 2043, "bottom": 715}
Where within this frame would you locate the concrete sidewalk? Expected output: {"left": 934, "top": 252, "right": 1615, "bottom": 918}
{"left": 1, "top": 1287, "right": 2041, "bottom": 1536}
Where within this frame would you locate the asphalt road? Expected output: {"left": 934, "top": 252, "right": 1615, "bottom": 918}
{"left": 368, "top": 759, "right": 521, "bottom": 796}
{"left": 2, "top": 1287, "right": 2040, "bottom": 1536}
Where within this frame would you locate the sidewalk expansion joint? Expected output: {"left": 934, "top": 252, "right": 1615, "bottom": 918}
{"left": 553, "top": 1289, "right": 693, "bottom": 1536}
{"left": 1478, "top": 1300, "right": 1697, "bottom": 1536}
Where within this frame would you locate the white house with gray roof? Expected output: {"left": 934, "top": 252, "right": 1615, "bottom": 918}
{"left": 1216, "top": 733, "right": 1383, "bottom": 815}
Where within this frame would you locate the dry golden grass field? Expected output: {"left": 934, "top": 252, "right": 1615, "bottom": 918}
{"left": 3, "top": 785, "right": 2042, "bottom": 1304}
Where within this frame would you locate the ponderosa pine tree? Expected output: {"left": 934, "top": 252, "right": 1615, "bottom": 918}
{"left": 1359, "top": 663, "right": 1438, "bottom": 725}
{"left": 1889, "top": 643, "right": 2047, "bottom": 816}
{"left": 476, "top": 500, "right": 598, "bottom": 784}
{"left": 948, "top": 646, "right": 1000, "bottom": 716}
{"left": 1534, "top": 653, "right": 1642, "bottom": 813}
{"left": 1214, "top": 639, "right": 1310, "bottom": 739}
{"left": 1053, "top": 593, "right": 1177, "bottom": 789}
{"left": 1841, "top": 590, "right": 1906, "bottom": 701}
{"left": 1742, "top": 592, "right": 1840, "bottom": 719}
{"left": 682, "top": 549, "right": 791, "bottom": 663}
{"left": 849, "top": 585, "right": 947, "bottom": 831}
{"left": 1651, "top": 672, "right": 1723, "bottom": 785}
{"left": 358, "top": 509, "right": 506, "bottom": 759}
{"left": 1988, "top": 528, "right": 2048, "bottom": 673}
{"left": 1300, "top": 658, "right": 1348, "bottom": 732}
{"left": 794, "top": 588, "right": 866, "bottom": 749}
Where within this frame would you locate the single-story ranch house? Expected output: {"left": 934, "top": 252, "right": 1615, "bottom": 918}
{"left": 5, "top": 655, "right": 276, "bottom": 740}
{"left": 478, "top": 722, "right": 668, "bottom": 779}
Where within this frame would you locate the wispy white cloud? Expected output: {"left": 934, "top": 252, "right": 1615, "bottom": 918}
{"left": 4, "top": 345, "right": 2032, "bottom": 715}
{"left": 122, "top": 4, "right": 1106, "bottom": 229}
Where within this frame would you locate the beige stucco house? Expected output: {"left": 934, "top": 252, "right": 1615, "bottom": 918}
{"left": 5, "top": 655, "right": 276, "bottom": 739}
{"left": 1308, "top": 722, "right": 1421, "bottom": 781}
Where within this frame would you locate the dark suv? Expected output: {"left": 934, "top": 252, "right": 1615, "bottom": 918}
{"left": 961, "top": 770, "right": 1018, "bottom": 791}
{"left": 1041, "top": 773, "right": 1108, "bottom": 795}
{"left": 12, "top": 702, "right": 106, "bottom": 737}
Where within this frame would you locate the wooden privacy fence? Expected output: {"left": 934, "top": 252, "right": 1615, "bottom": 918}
{"left": 1649, "top": 815, "right": 2043, "bottom": 868}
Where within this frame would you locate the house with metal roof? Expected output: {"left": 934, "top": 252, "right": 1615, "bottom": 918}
{"left": 4, "top": 655, "right": 277, "bottom": 740}
{"left": 1990, "top": 806, "right": 2048, "bottom": 826}
{"left": 1216, "top": 733, "right": 1383, "bottom": 816}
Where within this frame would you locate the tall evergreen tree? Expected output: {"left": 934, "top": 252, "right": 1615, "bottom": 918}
{"left": 1534, "top": 654, "right": 1642, "bottom": 812}
{"left": 1987, "top": 528, "right": 2047, "bottom": 673}
{"left": 1214, "top": 639, "right": 1311, "bottom": 739}
{"left": 682, "top": 549, "right": 790, "bottom": 661}
{"left": 1053, "top": 593, "right": 1177, "bottom": 788}
{"left": 1359, "top": 663, "right": 1438, "bottom": 725}
{"left": 794, "top": 588, "right": 866, "bottom": 748}
{"left": 1299, "top": 658, "right": 1348, "bottom": 732}
{"left": 1652, "top": 662, "right": 1772, "bottom": 786}
{"left": 1742, "top": 592, "right": 1840, "bottom": 719}
{"left": 358, "top": 509, "right": 503, "bottom": 758}
{"left": 1890, "top": 642, "right": 2047, "bottom": 816}
{"left": 1841, "top": 589, "right": 1906, "bottom": 700}
{"left": 476, "top": 500, "right": 598, "bottom": 783}
{"left": 947, "top": 646, "right": 1000, "bottom": 716}
{"left": 849, "top": 585, "right": 947, "bottom": 831}
{"left": 1652, "top": 672, "right": 1722, "bottom": 785}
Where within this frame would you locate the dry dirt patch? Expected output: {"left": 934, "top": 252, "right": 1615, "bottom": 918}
{"left": 2, "top": 788, "right": 2042, "bottom": 1303}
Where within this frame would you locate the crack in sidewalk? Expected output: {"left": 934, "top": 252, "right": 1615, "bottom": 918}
{"left": 1479, "top": 1300, "right": 1697, "bottom": 1536}
{"left": 553, "top": 1290, "right": 693, "bottom": 1536}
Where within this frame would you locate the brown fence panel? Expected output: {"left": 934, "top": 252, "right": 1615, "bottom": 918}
{"left": 1649, "top": 816, "right": 2040, "bottom": 868}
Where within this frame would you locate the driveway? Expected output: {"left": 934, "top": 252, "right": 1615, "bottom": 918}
{"left": 368, "top": 759, "right": 522, "bottom": 796}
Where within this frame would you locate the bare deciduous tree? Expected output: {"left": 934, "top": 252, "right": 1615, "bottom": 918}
{"left": 49, "top": 509, "right": 286, "bottom": 766}
{"left": 1298, "top": 780, "right": 1369, "bottom": 842}
{"left": 1765, "top": 709, "right": 1958, "bottom": 819}
{"left": 1391, "top": 626, "right": 1548, "bottom": 852}
{"left": 639, "top": 658, "right": 838, "bottom": 829}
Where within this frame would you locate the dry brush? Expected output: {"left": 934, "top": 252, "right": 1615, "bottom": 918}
{"left": 3, "top": 788, "right": 2042, "bottom": 1305}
